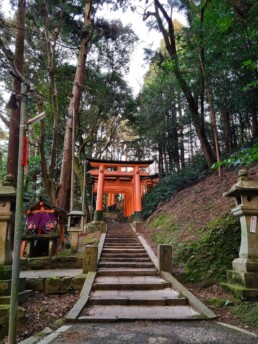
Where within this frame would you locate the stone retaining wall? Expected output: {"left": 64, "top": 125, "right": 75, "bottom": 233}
{"left": 20, "top": 256, "right": 83, "bottom": 270}
{"left": 26, "top": 274, "right": 87, "bottom": 294}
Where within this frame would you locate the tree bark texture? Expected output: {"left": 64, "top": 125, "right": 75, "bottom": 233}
{"left": 146, "top": 0, "right": 215, "bottom": 167}
{"left": 57, "top": 0, "right": 92, "bottom": 210}
{"left": 221, "top": 108, "right": 232, "bottom": 154}
{"left": 38, "top": 2, "right": 63, "bottom": 204}
{"left": 7, "top": 0, "right": 26, "bottom": 185}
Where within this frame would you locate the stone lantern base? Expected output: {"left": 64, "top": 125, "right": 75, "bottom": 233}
{"left": 221, "top": 257, "right": 258, "bottom": 300}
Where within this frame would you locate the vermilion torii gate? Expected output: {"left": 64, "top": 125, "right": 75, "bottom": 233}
{"left": 86, "top": 158, "right": 158, "bottom": 222}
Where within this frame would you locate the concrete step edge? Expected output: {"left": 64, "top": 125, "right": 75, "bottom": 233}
{"left": 92, "top": 283, "right": 171, "bottom": 290}
{"left": 88, "top": 297, "right": 188, "bottom": 306}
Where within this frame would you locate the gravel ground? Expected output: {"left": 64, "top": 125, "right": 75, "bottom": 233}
{"left": 48, "top": 321, "right": 258, "bottom": 344}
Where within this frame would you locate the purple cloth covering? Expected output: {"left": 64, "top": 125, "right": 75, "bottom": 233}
{"left": 26, "top": 212, "right": 57, "bottom": 232}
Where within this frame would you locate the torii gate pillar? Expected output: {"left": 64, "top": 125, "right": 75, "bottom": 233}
{"left": 94, "top": 164, "right": 104, "bottom": 222}
{"left": 134, "top": 166, "right": 143, "bottom": 222}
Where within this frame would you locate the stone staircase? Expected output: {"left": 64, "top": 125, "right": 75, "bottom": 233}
{"left": 78, "top": 223, "right": 203, "bottom": 321}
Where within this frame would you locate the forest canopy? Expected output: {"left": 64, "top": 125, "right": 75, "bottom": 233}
{"left": 0, "top": 0, "right": 258, "bottom": 212}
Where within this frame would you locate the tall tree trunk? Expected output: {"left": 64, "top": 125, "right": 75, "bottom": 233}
{"left": 251, "top": 110, "right": 258, "bottom": 139}
{"left": 221, "top": 108, "right": 232, "bottom": 154}
{"left": 158, "top": 143, "right": 164, "bottom": 177}
{"left": 189, "top": 120, "right": 195, "bottom": 165}
{"left": 177, "top": 91, "right": 185, "bottom": 169}
{"left": 36, "top": 1, "right": 64, "bottom": 204}
{"left": 57, "top": 0, "right": 92, "bottom": 210}
{"left": 192, "top": 3, "right": 220, "bottom": 173}
{"left": 7, "top": 0, "right": 26, "bottom": 185}
{"left": 145, "top": 0, "right": 215, "bottom": 167}
{"left": 239, "top": 112, "right": 244, "bottom": 146}
{"left": 163, "top": 148, "right": 169, "bottom": 175}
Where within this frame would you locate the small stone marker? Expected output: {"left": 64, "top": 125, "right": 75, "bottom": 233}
{"left": 83, "top": 246, "right": 98, "bottom": 273}
{"left": 158, "top": 244, "right": 172, "bottom": 273}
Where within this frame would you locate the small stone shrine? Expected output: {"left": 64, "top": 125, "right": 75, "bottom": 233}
{"left": 223, "top": 169, "right": 258, "bottom": 300}
{"left": 21, "top": 199, "right": 66, "bottom": 257}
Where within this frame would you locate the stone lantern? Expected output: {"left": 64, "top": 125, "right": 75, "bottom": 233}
{"left": 67, "top": 210, "right": 84, "bottom": 253}
{"left": 223, "top": 169, "right": 258, "bottom": 300}
{"left": 0, "top": 175, "right": 16, "bottom": 280}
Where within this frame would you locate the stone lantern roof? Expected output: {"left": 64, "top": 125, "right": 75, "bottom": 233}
{"left": 223, "top": 169, "right": 258, "bottom": 198}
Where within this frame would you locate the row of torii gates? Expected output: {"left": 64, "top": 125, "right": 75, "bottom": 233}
{"left": 87, "top": 158, "right": 158, "bottom": 222}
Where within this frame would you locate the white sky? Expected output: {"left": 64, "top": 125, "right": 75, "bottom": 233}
{"left": 101, "top": 4, "right": 186, "bottom": 95}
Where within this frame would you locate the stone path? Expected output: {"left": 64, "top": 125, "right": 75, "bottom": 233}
{"left": 20, "top": 321, "right": 258, "bottom": 344}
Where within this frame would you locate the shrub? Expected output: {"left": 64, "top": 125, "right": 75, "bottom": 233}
{"left": 143, "top": 159, "right": 208, "bottom": 218}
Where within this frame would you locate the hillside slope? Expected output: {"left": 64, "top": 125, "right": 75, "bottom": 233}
{"left": 141, "top": 168, "right": 240, "bottom": 253}
{"left": 140, "top": 167, "right": 258, "bottom": 335}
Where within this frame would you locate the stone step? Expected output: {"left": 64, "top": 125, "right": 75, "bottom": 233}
{"left": 99, "top": 257, "right": 151, "bottom": 262}
{"left": 104, "top": 246, "right": 143, "bottom": 249}
{"left": 105, "top": 237, "right": 139, "bottom": 244}
{"left": 106, "top": 234, "right": 137, "bottom": 236}
{"left": 104, "top": 244, "right": 142, "bottom": 248}
{"left": 76, "top": 223, "right": 211, "bottom": 323}
{"left": 102, "top": 248, "right": 146, "bottom": 253}
{"left": 95, "top": 276, "right": 168, "bottom": 283}
{"left": 101, "top": 252, "right": 149, "bottom": 258}
{"left": 93, "top": 283, "right": 171, "bottom": 291}
{"left": 89, "top": 297, "right": 187, "bottom": 306}
{"left": 103, "top": 242, "right": 143, "bottom": 246}
{"left": 92, "top": 276, "right": 171, "bottom": 290}
{"left": 98, "top": 262, "right": 154, "bottom": 268}
{"left": 105, "top": 238, "right": 138, "bottom": 241}
{"left": 97, "top": 268, "right": 158, "bottom": 276}
{"left": 89, "top": 288, "right": 188, "bottom": 306}
{"left": 79, "top": 305, "right": 202, "bottom": 321}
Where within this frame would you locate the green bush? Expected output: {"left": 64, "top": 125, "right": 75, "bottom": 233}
{"left": 143, "top": 159, "right": 208, "bottom": 218}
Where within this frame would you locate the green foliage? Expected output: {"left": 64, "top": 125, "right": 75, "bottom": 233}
{"left": 174, "top": 215, "right": 240, "bottom": 285}
{"left": 205, "top": 298, "right": 230, "bottom": 308}
{"left": 212, "top": 142, "right": 258, "bottom": 170}
{"left": 148, "top": 214, "right": 171, "bottom": 229}
{"left": 23, "top": 155, "right": 45, "bottom": 206}
{"left": 231, "top": 302, "right": 258, "bottom": 328}
{"left": 0, "top": 158, "right": 7, "bottom": 183}
{"left": 142, "top": 159, "right": 208, "bottom": 219}
{"left": 149, "top": 215, "right": 179, "bottom": 245}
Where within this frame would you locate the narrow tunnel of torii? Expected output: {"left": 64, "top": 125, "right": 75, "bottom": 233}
{"left": 86, "top": 158, "right": 158, "bottom": 222}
